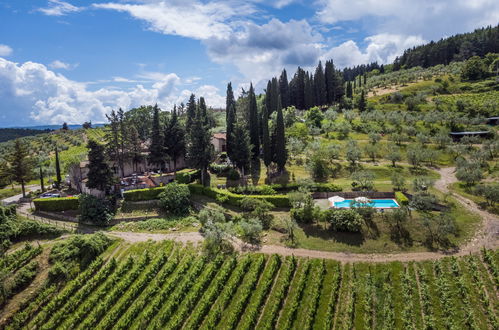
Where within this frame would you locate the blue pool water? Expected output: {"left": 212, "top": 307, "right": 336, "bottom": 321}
{"left": 333, "top": 199, "right": 399, "bottom": 208}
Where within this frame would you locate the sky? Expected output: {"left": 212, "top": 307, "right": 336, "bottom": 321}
{"left": 0, "top": 0, "right": 498, "bottom": 127}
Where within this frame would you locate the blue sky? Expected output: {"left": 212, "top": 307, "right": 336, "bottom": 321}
{"left": 0, "top": 0, "right": 498, "bottom": 126}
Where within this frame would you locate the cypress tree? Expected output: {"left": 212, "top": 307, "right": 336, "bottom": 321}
{"left": 270, "top": 77, "right": 279, "bottom": 115}
{"left": 39, "top": 166, "right": 45, "bottom": 193}
{"left": 274, "top": 99, "right": 287, "bottom": 172}
{"left": 346, "top": 81, "right": 353, "bottom": 98}
{"left": 86, "top": 140, "right": 113, "bottom": 194}
{"left": 363, "top": 74, "right": 367, "bottom": 85}
{"left": 230, "top": 122, "right": 251, "bottom": 176}
{"left": 265, "top": 80, "right": 272, "bottom": 117}
{"left": 148, "top": 104, "right": 164, "bottom": 169}
{"left": 55, "top": 146, "right": 61, "bottom": 188}
{"left": 248, "top": 83, "right": 260, "bottom": 160}
{"left": 314, "top": 61, "right": 327, "bottom": 106}
{"left": 261, "top": 104, "right": 272, "bottom": 169}
{"left": 325, "top": 60, "right": 336, "bottom": 104}
{"left": 295, "top": 67, "right": 306, "bottom": 109}
{"left": 226, "top": 103, "right": 236, "bottom": 161}
{"left": 304, "top": 72, "right": 315, "bottom": 109}
{"left": 186, "top": 94, "right": 196, "bottom": 133}
{"left": 164, "top": 106, "right": 185, "bottom": 177}
{"left": 187, "top": 105, "right": 213, "bottom": 186}
{"left": 226, "top": 82, "right": 235, "bottom": 119}
{"left": 198, "top": 97, "right": 208, "bottom": 126}
{"left": 279, "top": 69, "right": 290, "bottom": 109}
{"left": 358, "top": 89, "right": 367, "bottom": 112}
{"left": 334, "top": 71, "right": 345, "bottom": 102}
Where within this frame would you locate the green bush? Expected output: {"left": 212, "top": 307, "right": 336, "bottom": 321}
{"left": 158, "top": 183, "right": 191, "bottom": 216}
{"left": 395, "top": 191, "right": 409, "bottom": 206}
{"left": 78, "top": 194, "right": 114, "bottom": 226}
{"left": 188, "top": 184, "right": 290, "bottom": 208}
{"left": 321, "top": 209, "right": 363, "bottom": 232}
{"left": 33, "top": 197, "right": 79, "bottom": 212}
{"left": 123, "top": 186, "right": 167, "bottom": 201}
{"left": 176, "top": 169, "right": 200, "bottom": 184}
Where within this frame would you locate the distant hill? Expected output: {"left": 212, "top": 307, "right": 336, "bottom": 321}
{"left": 1, "top": 123, "right": 105, "bottom": 130}
{"left": 0, "top": 128, "right": 53, "bottom": 143}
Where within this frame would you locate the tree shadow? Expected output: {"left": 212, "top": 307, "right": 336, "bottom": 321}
{"left": 299, "top": 223, "right": 365, "bottom": 247}
{"left": 388, "top": 225, "right": 413, "bottom": 247}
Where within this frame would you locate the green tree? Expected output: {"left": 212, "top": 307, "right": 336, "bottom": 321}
{"left": 461, "top": 56, "right": 488, "bottom": 80}
{"left": 274, "top": 101, "right": 287, "bottom": 172}
{"left": 239, "top": 218, "right": 262, "bottom": 244}
{"left": 231, "top": 122, "right": 252, "bottom": 176}
{"left": 54, "top": 146, "right": 62, "bottom": 189}
{"left": 163, "top": 107, "right": 185, "bottom": 177}
{"left": 357, "top": 89, "right": 366, "bottom": 112}
{"left": 456, "top": 161, "right": 483, "bottom": 186}
{"left": 248, "top": 83, "right": 260, "bottom": 159}
{"left": 187, "top": 106, "right": 214, "bottom": 186}
{"left": 186, "top": 94, "right": 197, "bottom": 133}
{"left": 7, "top": 140, "right": 34, "bottom": 197}
{"left": 305, "top": 106, "right": 324, "bottom": 128}
{"left": 314, "top": 61, "right": 327, "bottom": 105}
{"left": 346, "top": 139, "right": 361, "bottom": 166}
{"left": 386, "top": 148, "right": 402, "bottom": 167}
{"left": 158, "top": 182, "right": 190, "bottom": 216}
{"left": 226, "top": 83, "right": 236, "bottom": 160}
{"left": 148, "top": 104, "right": 164, "bottom": 169}
{"left": 351, "top": 170, "right": 375, "bottom": 191}
{"left": 86, "top": 140, "right": 113, "bottom": 194}
{"left": 391, "top": 172, "right": 406, "bottom": 191}
{"left": 261, "top": 104, "right": 272, "bottom": 169}
{"left": 279, "top": 69, "right": 290, "bottom": 109}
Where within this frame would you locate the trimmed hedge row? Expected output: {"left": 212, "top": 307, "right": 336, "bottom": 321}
{"left": 188, "top": 184, "right": 290, "bottom": 208}
{"left": 176, "top": 169, "right": 200, "bottom": 184}
{"left": 33, "top": 197, "right": 79, "bottom": 212}
{"left": 123, "top": 187, "right": 167, "bottom": 201}
{"left": 395, "top": 191, "right": 409, "bottom": 206}
{"left": 271, "top": 182, "right": 342, "bottom": 193}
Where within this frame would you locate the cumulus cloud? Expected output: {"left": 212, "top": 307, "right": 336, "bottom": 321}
{"left": 93, "top": 1, "right": 255, "bottom": 40}
{"left": 323, "top": 34, "right": 426, "bottom": 68}
{"left": 0, "top": 44, "right": 13, "bottom": 57}
{"left": 0, "top": 58, "right": 224, "bottom": 126}
{"left": 38, "top": 0, "right": 83, "bottom": 16}
{"left": 316, "top": 0, "right": 499, "bottom": 40}
{"left": 48, "top": 60, "right": 78, "bottom": 70}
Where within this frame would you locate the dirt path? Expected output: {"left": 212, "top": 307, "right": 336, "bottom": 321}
{"left": 15, "top": 166, "right": 498, "bottom": 263}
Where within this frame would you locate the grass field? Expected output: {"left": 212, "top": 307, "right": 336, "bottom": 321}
{"left": 3, "top": 241, "right": 498, "bottom": 330}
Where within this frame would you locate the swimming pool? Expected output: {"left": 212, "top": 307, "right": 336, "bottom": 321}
{"left": 333, "top": 199, "right": 399, "bottom": 209}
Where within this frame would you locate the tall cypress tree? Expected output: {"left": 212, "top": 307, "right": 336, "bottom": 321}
{"left": 265, "top": 80, "right": 272, "bottom": 117}
{"left": 39, "top": 166, "right": 45, "bottom": 193}
{"left": 358, "top": 89, "right": 367, "bottom": 112}
{"left": 187, "top": 106, "right": 213, "bottom": 186}
{"left": 304, "top": 72, "right": 315, "bottom": 109}
{"left": 270, "top": 77, "right": 279, "bottom": 115}
{"left": 314, "top": 61, "right": 327, "bottom": 106}
{"left": 86, "top": 140, "right": 113, "bottom": 194}
{"left": 164, "top": 106, "right": 185, "bottom": 177}
{"left": 295, "top": 67, "right": 306, "bottom": 109}
{"left": 346, "top": 81, "right": 353, "bottom": 98}
{"left": 325, "top": 60, "right": 336, "bottom": 104}
{"left": 230, "top": 122, "right": 251, "bottom": 176}
{"left": 248, "top": 83, "right": 260, "bottom": 160}
{"left": 226, "top": 82, "right": 235, "bottom": 119}
{"left": 226, "top": 103, "right": 236, "bottom": 161}
{"left": 274, "top": 99, "right": 287, "bottom": 172}
{"left": 279, "top": 69, "right": 290, "bottom": 109}
{"left": 186, "top": 94, "right": 196, "bottom": 133}
{"left": 148, "top": 104, "right": 164, "bottom": 169}
{"left": 261, "top": 104, "right": 272, "bottom": 169}
{"left": 55, "top": 146, "right": 62, "bottom": 188}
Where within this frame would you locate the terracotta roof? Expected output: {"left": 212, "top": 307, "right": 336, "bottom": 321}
{"left": 213, "top": 133, "right": 226, "bottom": 140}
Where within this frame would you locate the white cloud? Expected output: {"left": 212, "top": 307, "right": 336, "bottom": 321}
{"left": 38, "top": 0, "right": 82, "bottom": 16}
{"left": 0, "top": 44, "right": 13, "bottom": 57}
{"left": 93, "top": 1, "right": 255, "bottom": 40}
{"left": 316, "top": 0, "right": 499, "bottom": 40}
{"left": 323, "top": 33, "right": 426, "bottom": 68}
{"left": 0, "top": 58, "right": 224, "bottom": 125}
{"left": 48, "top": 60, "right": 78, "bottom": 70}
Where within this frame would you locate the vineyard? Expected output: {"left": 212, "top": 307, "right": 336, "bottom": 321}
{"left": 3, "top": 242, "right": 498, "bottom": 330}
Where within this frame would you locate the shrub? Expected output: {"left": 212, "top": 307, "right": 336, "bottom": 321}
{"left": 158, "top": 183, "right": 190, "bottom": 216}
{"left": 33, "top": 197, "right": 79, "bottom": 212}
{"left": 198, "top": 203, "right": 226, "bottom": 227}
{"left": 321, "top": 209, "right": 363, "bottom": 232}
{"left": 238, "top": 218, "right": 262, "bottom": 244}
{"left": 239, "top": 197, "right": 274, "bottom": 229}
{"left": 395, "top": 191, "right": 409, "bottom": 206}
{"left": 78, "top": 194, "right": 114, "bottom": 226}
{"left": 176, "top": 169, "right": 200, "bottom": 184}
{"left": 123, "top": 186, "right": 166, "bottom": 201}
{"left": 188, "top": 184, "right": 290, "bottom": 208}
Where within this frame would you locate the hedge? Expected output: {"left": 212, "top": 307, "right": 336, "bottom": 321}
{"left": 33, "top": 197, "right": 79, "bottom": 212}
{"left": 395, "top": 191, "right": 409, "bottom": 206}
{"left": 188, "top": 184, "right": 290, "bottom": 208}
{"left": 176, "top": 169, "right": 200, "bottom": 184}
{"left": 271, "top": 182, "right": 342, "bottom": 193}
{"left": 123, "top": 186, "right": 167, "bottom": 201}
